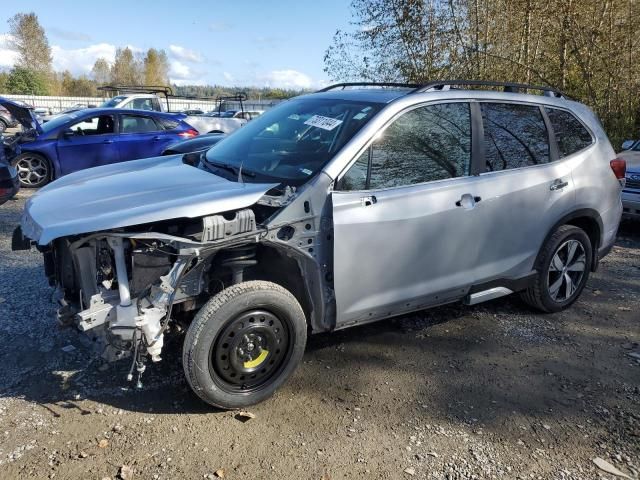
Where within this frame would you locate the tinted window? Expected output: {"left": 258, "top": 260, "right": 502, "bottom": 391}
{"left": 482, "top": 103, "right": 549, "bottom": 171}
{"left": 69, "top": 115, "right": 115, "bottom": 135}
{"left": 545, "top": 107, "right": 593, "bottom": 157}
{"left": 121, "top": 115, "right": 159, "bottom": 133}
{"left": 342, "top": 103, "right": 471, "bottom": 190}
{"left": 156, "top": 117, "right": 180, "bottom": 130}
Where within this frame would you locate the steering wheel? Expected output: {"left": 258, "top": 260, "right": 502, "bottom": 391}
{"left": 76, "top": 127, "right": 85, "bottom": 136}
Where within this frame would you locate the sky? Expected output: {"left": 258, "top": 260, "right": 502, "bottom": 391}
{"left": 0, "top": 0, "right": 353, "bottom": 89}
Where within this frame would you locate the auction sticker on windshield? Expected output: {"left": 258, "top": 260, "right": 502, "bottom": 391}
{"left": 304, "top": 115, "right": 343, "bottom": 131}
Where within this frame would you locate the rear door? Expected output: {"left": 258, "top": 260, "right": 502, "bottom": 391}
{"left": 463, "top": 102, "right": 575, "bottom": 281}
{"left": 117, "top": 114, "right": 172, "bottom": 162}
{"left": 56, "top": 113, "right": 118, "bottom": 175}
{"left": 332, "top": 102, "right": 492, "bottom": 324}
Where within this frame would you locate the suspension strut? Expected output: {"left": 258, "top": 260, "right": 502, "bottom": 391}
{"left": 219, "top": 245, "right": 257, "bottom": 284}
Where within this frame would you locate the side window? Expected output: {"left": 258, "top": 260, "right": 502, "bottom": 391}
{"left": 120, "top": 115, "right": 159, "bottom": 133}
{"left": 69, "top": 115, "right": 114, "bottom": 135}
{"left": 131, "top": 98, "right": 154, "bottom": 110}
{"left": 151, "top": 98, "right": 162, "bottom": 111}
{"left": 341, "top": 103, "right": 471, "bottom": 190}
{"left": 481, "top": 103, "right": 550, "bottom": 171}
{"left": 545, "top": 107, "right": 593, "bottom": 157}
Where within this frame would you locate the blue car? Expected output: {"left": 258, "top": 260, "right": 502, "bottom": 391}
{"left": 0, "top": 97, "right": 198, "bottom": 188}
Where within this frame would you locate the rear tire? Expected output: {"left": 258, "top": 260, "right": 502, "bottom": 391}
{"left": 183, "top": 281, "right": 307, "bottom": 409}
{"left": 11, "top": 152, "right": 51, "bottom": 188}
{"left": 521, "top": 225, "right": 592, "bottom": 313}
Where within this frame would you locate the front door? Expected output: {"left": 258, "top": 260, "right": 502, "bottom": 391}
{"left": 57, "top": 114, "right": 118, "bottom": 175}
{"left": 332, "top": 102, "right": 487, "bottom": 325}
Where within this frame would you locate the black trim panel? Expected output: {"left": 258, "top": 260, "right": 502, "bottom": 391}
{"left": 469, "top": 271, "right": 537, "bottom": 295}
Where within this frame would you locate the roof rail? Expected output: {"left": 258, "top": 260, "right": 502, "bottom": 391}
{"left": 413, "top": 80, "right": 568, "bottom": 98}
{"left": 315, "top": 80, "right": 569, "bottom": 99}
{"left": 97, "top": 85, "right": 174, "bottom": 97}
{"left": 317, "top": 82, "right": 420, "bottom": 92}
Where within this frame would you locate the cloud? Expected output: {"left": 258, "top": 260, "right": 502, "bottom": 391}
{"left": 169, "top": 59, "right": 207, "bottom": 85}
{"left": 51, "top": 43, "right": 117, "bottom": 75}
{"left": 258, "top": 69, "right": 316, "bottom": 89}
{"left": 48, "top": 27, "right": 92, "bottom": 42}
{"left": 208, "top": 21, "right": 231, "bottom": 33}
{"left": 0, "top": 34, "right": 19, "bottom": 69}
{"left": 168, "top": 44, "right": 203, "bottom": 63}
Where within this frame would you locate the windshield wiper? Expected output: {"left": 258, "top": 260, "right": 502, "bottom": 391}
{"left": 202, "top": 158, "right": 256, "bottom": 178}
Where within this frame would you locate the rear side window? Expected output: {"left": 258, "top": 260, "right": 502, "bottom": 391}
{"left": 120, "top": 115, "right": 159, "bottom": 133}
{"left": 481, "top": 103, "right": 549, "bottom": 172}
{"left": 156, "top": 117, "right": 180, "bottom": 130}
{"left": 341, "top": 102, "right": 471, "bottom": 190}
{"left": 545, "top": 108, "right": 593, "bottom": 157}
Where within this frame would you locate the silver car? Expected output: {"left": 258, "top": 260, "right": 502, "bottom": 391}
{"left": 13, "top": 81, "right": 624, "bottom": 409}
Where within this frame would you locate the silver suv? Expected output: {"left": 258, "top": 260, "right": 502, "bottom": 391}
{"left": 13, "top": 81, "right": 625, "bottom": 409}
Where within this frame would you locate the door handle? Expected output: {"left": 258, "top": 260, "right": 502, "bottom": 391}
{"left": 360, "top": 195, "right": 377, "bottom": 207}
{"left": 550, "top": 179, "right": 569, "bottom": 191}
{"left": 455, "top": 194, "right": 481, "bottom": 209}
{"left": 152, "top": 136, "right": 162, "bottom": 141}
{"left": 102, "top": 139, "right": 114, "bottom": 144}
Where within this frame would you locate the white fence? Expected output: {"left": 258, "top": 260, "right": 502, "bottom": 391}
{"left": 0, "top": 93, "right": 280, "bottom": 114}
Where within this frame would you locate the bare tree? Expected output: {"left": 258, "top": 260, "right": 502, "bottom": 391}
{"left": 7, "top": 12, "right": 52, "bottom": 73}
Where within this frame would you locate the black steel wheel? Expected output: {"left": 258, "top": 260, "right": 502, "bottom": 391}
{"left": 210, "top": 309, "right": 291, "bottom": 393}
{"left": 183, "top": 281, "right": 307, "bottom": 409}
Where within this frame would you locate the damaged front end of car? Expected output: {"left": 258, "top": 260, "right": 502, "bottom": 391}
{"left": 36, "top": 206, "right": 269, "bottom": 386}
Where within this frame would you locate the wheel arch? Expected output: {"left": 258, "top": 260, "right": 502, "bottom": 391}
{"left": 539, "top": 209, "right": 603, "bottom": 272}
{"left": 15, "top": 147, "right": 59, "bottom": 180}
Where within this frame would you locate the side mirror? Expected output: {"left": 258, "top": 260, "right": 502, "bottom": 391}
{"left": 182, "top": 151, "right": 202, "bottom": 166}
{"left": 621, "top": 140, "right": 635, "bottom": 151}
{"left": 62, "top": 129, "right": 74, "bottom": 139}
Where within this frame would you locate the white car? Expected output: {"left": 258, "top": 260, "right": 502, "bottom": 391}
{"left": 100, "top": 93, "right": 246, "bottom": 134}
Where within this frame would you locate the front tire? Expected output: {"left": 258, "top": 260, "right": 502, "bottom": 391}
{"left": 183, "top": 281, "right": 307, "bottom": 409}
{"left": 0, "top": 119, "right": 7, "bottom": 133}
{"left": 12, "top": 152, "right": 51, "bottom": 188}
{"left": 521, "top": 225, "right": 592, "bottom": 313}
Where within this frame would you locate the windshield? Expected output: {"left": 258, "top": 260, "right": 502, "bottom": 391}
{"left": 39, "top": 112, "right": 83, "bottom": 133}
{"left": 204, "top": 97, "right": 382, "bottom": 184}
{"left": 100, "top": 96, "right": 127, "bottom": 108}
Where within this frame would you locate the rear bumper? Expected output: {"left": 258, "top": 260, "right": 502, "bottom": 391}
{"left": 622, "top": 190, "right": 640, "bottom": 219}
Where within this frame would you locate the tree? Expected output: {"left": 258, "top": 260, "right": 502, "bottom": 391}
{"left": 6, "top": 67, "right": 48, "bottom": 95}
{"left": 143, "top": 48, "right": 169, "bottom": 85}
{"left": 7, "top": 12, "right": 52, "bottom": 73}
{"left": 110, "top": 47, "right": 141, "bottom": 85}
{"left": 324, "top": 0, "right": 640, "bottom": 146}
{"left": 92, "top": 58, "right": 111, "bottom": 85}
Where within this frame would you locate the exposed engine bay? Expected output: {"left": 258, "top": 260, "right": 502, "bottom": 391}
{"left": 38, "top": 191, "right": 326, "bottom": 388}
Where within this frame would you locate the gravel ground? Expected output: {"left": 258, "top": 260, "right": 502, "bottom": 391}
{"left": 0, "top": 190, "right": 638, "bottom": 480}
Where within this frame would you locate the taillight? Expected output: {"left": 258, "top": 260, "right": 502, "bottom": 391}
{"left": 610, "top": 158, "right": 626, "bottom": 187}
{"left": 179, "top": 128, "right": 199, "bottom": 138}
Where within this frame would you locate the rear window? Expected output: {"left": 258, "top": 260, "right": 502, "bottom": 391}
{"left": 481, "top": 103, "right": 550, "bottom": 172}
{"left": 545, "top": 108, "right": 593, "bottom": 157}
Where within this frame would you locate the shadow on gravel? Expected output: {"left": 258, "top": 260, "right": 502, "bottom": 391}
{"left": 0, "top": 220, "right": 637, "bottom": 441}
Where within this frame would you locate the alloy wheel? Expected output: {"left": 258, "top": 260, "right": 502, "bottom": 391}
{"left": 547, "top": 239, "right": 586, "bottom": 302}
{"left": 15, "top": 155, "right": 49, "bottom": 186}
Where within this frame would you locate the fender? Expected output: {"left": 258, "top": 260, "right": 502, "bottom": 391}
{"left": 536, "top": 208, "right": 603, "bottom": 272}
